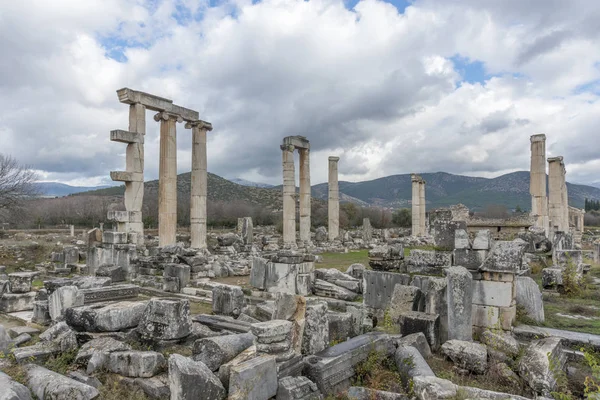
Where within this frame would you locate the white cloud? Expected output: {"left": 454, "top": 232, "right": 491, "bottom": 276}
{"left": 0, "top": 0, "right": 598, "bottom": 189}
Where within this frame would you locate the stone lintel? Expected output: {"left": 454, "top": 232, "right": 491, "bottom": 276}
{"left": 184, "top": 120, "right": 213, "bottom": 131}
{"left": 282, "top": 135, "right": 310, "bottom": 150}
{"left": 110, "top": 130, "right": 144, "bottom": 144}
{"left": 110, "top": 171, "right": 143, "bottom": 182}
{"left": 117, "top": 87, "right": 199, "bottom": 121}
{"left": 107, "top": 210, "right": 142, "bottom": 223}
{"left": 328, "top": 156, "right": 340, "bottom": 162}
{"left": 530, "top": 134, "right": 546, "bottom": 142}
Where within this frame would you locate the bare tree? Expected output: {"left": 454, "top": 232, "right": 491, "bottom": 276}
{"left": 0, "top": 154, "right": 39, "bottom": 217}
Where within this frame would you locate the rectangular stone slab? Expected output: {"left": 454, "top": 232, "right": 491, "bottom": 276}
{"left": 80, "top": 284, "right": 140, "bottom": 304}
{"left": 362, "top": 270, "right": 410, "bottom": 309}
{"left": 193, "top": 315, "right": 251, "bottom": 333}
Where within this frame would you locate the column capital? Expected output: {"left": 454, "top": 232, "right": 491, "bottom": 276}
{"left": 530, "top": 134, "right": 546, "bottom": 143}
{"left": 185, "top": 120, "right": 213, "bottom": 131}
{"left": 280, "top": 144, "right": 295, "bottom": 152}
{"left": 153, "top": 111, "right": 183, "bottom": 123}
{"left": 328, "top": 156, "right": 340, "bottom": 162}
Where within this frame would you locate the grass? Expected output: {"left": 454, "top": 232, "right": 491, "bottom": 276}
{"left": 189, "top": 301, "right": 213, "bottom": 315}
{"left": 97, "top": 373, "right": 150, "bottom": 400}
{"left": 353, "top": 350, "right": 406, "bottom": 394}
{"left": 317, "top": 250, "right": 369, "bottom": 272}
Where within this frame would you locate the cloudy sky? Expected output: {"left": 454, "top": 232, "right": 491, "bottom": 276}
{"left": 1, "top": 0, "right": 599, "bottom": 188}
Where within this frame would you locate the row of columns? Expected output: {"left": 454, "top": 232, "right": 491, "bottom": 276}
{"left": 411, "top": 174, "right": 426, "bottom": 236}
{"left": 110, "top": 88, "right": 212, "bottom": 249}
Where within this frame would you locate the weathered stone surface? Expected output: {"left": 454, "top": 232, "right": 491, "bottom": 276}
{"left": 480, "top": 330, "right": 520, "bottom": 359}
{"left": 249, "top": 257, "right": 268, "bottom": 290}
{"left": 362, "top": 270, "right": 410, "bottom": 310}
{"left": 480, "top": 241, "right": 526, "bottom": 273}
{"left": 212, "top": 284, "right": 245, "bottom": 318}
{"left": 272, "top": 292, "right": 300, "bottom": 320}
{"left": 25, "top": 364, "right": 99, "bottom": 399}
{"left": 313, "top": 279, "right": 358, "bottom": 301}
{"left": 472, "top": 280, "right": 514, "bottom": 308}
{"left": 425, "top": 277, "right": 448, "bottom": 343}
{"left": 432, "top": 220, "right": 466, "bottom": 250}
{"left": 396, "top": 311, "right": 440, "bottom": 350}
{"left": 107, "top": 351, "right": 166, "bottom": 378}
{"left": 328, "top": 312, "right": 353, "bottom": 342}
{"left": 73, "top": 276, "right": 112, "bottom": 290}
{"left": 446, "top": 266, "right": 473, "bottom": 341}
{"left": 168, "top": 354, "right": 226, "bottom": 400}
{"left": 346, "top": 305, "right": 372, "bottom": 338}
{"left": 163, "top": 264, "right": 190, "bottom": 291}
{"left": 395, "top": 332, "right": 431, "bottom": 358}
{"left": 8, "top": 326, "right": 39, "bottom": 338}
{"left": 96, "top": 264, "right": 126, "bottom": 282}
{"left": 217, "top": 345, "right": 256, "bottom": 387}
{"left": 442, "top": 340, "right": 487, "bottom": 374}
{"left": 0, "top": 324, "right": 12, "bottom": 352}
{"left": 75, "top": 337, "right": 132, "bottom": 366}
{"left": 346, "top": 264, "right": 366, "bottom": 280}
{"left": 395, "top": 345, "right": 435, "bottom": 385}
{"left": 518, "top": 337, "right": 566, "bottom": 395}
{"left": 0, "top": 292, "right": 36, "bottom": 313}
{"left": 68, "top": 371, "right": 102, "bottom": 389}
{"left": 252, "top": 320, "right": 293, "bottom": 342}
{"left": 516, "top": 276, "right": 545, "bottom": 323}
{"left": 32, "top": 300, "right": 51, "bottom": 325}
{"left": 81, "top": 284, "right": 140, "bottom": 304}
{"left": 314, "top": 269, "right": 360, "bottom": 293}
{"left": 8, "top": 272, "right": 38, "bottom": 293}
{"left": 277, "top": 376, "right": 322, "bottom": 400}
{"left": 304, "top": 332, "right": 393, "bottom": 395}
{"left": 229, "top": 355, "right": 278, "bottom": 400}
{"left": 39, "top": 321, "right": 78, "bottom": 352}
{"left": 542, "top": 268, "right": 563, "bottom": 288}
{"left": 368, "top": 244, "right": 405, "bottom": 271}
{"left": 48, "top": 285, "right": 84, "bottom": 321}
{"left": 346, "top": 386, "right": 407, "bottom": 400}
{"left": 65, "top": 301, "right": 147, "bottom": 332}
{"left": 137, "top": 298, "right": 192, "bottom": 341}
{"left": 473, "top": 230, "right": 491, "bottom": 250}
{"left": 265, "top": 262, "right": 298, "bottom": 294}
{"left": 13, "top": 333, "right": 31, "bottom": 346}
{"left": 302, "top": 302, "right": 329, "bottom": 355}
{"left": 0, "top": 371, "right": 33, "bottom": 400}
{"left": 452, "top": 249, "right": 486, "bottom": 270}
{"left": 406, "top": 250, "right": 452, "bottom": 275}
{"left": 192, "top": 332, "right": 255, "bottom": 371}
{"left": 454, "top": 229, "right": 470, "bottom": 250}
{"left": 388, "top": 284, "right": 422, "bottom": 321}
{"left": 411, "top": 376, "right": 457, "bottom": 400}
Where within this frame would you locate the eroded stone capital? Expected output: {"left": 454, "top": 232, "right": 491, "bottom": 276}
{"left": 328, "top": 156, "right": 340, "bottom": 162}
{"left": 280, "top": 144, "right": 295, "bottom": 152}
{"left": 153, "top": 111, "right": 183, "bottom": 123}
{"left": 185, "top": 120, "right": 213, "bottom": 131}
{"left": 530, "top": 134, "right": 546, "bottom": 143}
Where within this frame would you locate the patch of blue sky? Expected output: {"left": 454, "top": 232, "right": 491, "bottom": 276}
{"left": 451, "top": 55, "right": 488, "bottom": 85}
{"left": 344, "top": 0, "right": 412, "bottom": 13}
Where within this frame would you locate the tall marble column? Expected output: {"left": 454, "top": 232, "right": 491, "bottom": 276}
{"left": 328, "top": 156, "right": 340, "bottom": 241}
{"left": 281, "top": 144, "right": 296, "bottom": 245}
{"left": 548, "top": 156, "right": 566, "bottom": 232}
{"left": 155, "top": 112, "right": 181, "bottom": 247}
{"left": 299, "top": 148, "right": 311, "bottom": 243}
{"left": 530, "top": 134, "right": 548, "bottom": 234}
{"left": 561, "top": 164, "right": 569, "bottom": 232}
{"left": 188, "top": 121, "right": 211, "bottom": 249}
{"left": 419, "top": 179, "right": 426, "bottom": 235}
{"left": 126, "top": 103, "right": 145, "bottom": 245}
{"left": 411, "top": 174, "right": 421, "bottom": 236}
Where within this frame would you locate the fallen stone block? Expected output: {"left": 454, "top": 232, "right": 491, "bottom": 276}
{"left": 80, "top": 284, "right": 140, "bottom": 303}
{"left": 65, "top": 301, "right": 147, "bottom": 332}
{"left": 277, "top": 376, "right": 322, "bottom": 400}
{"left": 441, "top": 340, "right": 488, "bottom": 374}
{"left": 0, "top": 324, "right": 12, "bottom": 352}
{"left": 39, "top": 321, "right": 78, "bottom": 352}
{"left": 518, "top": 337, "right": 566, "bottom": 395}
{"left": 480, "top": 330, "right": 520, "bottom": 359}
{"left": 472, "top": 279, "right": 514, "bottom": 307}
{"left": 137, "top": 298, "right": 192, "bottom": 341}
{"left": 75, "top": 337, "right": 132, "bottom": 366}
{"left": 388, "top": 284, "right": 422, "bottom": 321}
{"left": 302, "top": 302, "right": 329, "bottom": 355}
{"left": 407, "top": 250, "right": 452, "bottom": 275}
{"left": 304, "top": 332, "right": 394, "bottom": 395}
{"left": 252, "top": 320, "right": 293, "bottom": 344}
{"left": 453, "top": 248, "right": 486, "bottom": 270}
{"left": 217, "top": 345, "right": 256, "bottom": 387}
{"left": 192, "top": 332, "right": 255, "bottom": 371}
{"left": 313, "top": 279, "right": 358, "bottom": 301}
{"left": 362, "top": 270, "right": 411, "bottom": 310}
{"left": 395, "top": 332, "right": 431, "bottom": 358}
{"left": 8, "top": 271, "right": 38, "bottom": 293}
{"left": 396, "top": 311, "right": 440, "bottom": 350}
{"left": 107, "top": 351, "right": 166, "bottom": 378}
{"left": 68, "top": 371, "right": 103, "bottom": 389}
{"left": 480, "top": 241, "right": 526, "bottom": 273}
{"left": 96, "top": 264, "right": 126, "bottom": 282}
{"left": 73, "top": 276, "right": 112, "bottom": 289}
{"left": 315, "top": 269, "right": 361, "bottom": 292}
{"left": 229, "top": 355, "right": 278, "bottom": 400}
{"left": 0, "top": 292, "right": 36, "bottom": 313}
{"left": 395, "top": 345, "right": 435, "bottom": 386}
{"left": 48, "top": 285, "right": 84, "bottom": 321}
{"left": 12, "top": 342, "right": 59, "bottom": 364}
{"left": 272, "top": 292, "right": 301, "bottom": 320}
{"left": 193, "top": 314, "right": 251, "bottom": 333}
{"left": 0, "top": 371, "right": 33, "bottom": 400}
{"left": 164, "top": 263, "right": 191, "bottom": 291}
{"left": 542, "top": 268, "right": 563, "bottom": 289}
{"left": 212, "top": 284, "right": 246, "bottom": 318}
{"left": 13, "top": 333, "right": 32, "bottom": 346}
{"left": 411, "top": 376, "right": 457, "bottom": 400}
{"left": 168, "top": 354, "right": 226, "bottom": 400}
{"left": 328, "top": 312, "right": 353, "bottom": 342}
{"left": 473, "top": 230, "right": 491, "bottom": 250}
{"left": 32, "top": 300, "right": 51, "bottom": 325}
{"left": 8, "top": 326, "right": 40, "bottom": 338}
{"left": 26, "top": 365, "right": 99, "bottom": 399}
{"left": 346, "top": 264, "right": 366, "bottom": 280}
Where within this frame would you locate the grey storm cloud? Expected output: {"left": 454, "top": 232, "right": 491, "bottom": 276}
{"left": 0, "top": 0, "right": 599, "bottom": 187}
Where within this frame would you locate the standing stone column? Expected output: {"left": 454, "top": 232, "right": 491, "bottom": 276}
{"left": 156, "top": 112, "right": 182, "bottom": 247}
{"left": 419, "top": 179, "right": 426, "bottom": 235}
{"left": 411, "top": 174, "right": 422, "bottom": 236}
{"left": 561, "top": 165, "right": 569, "bottom": 232}
{"left": 530, "top": 134, "right": 548, "bottom": 234}
{"left": 328, "top": 157, "right": 340, "bottom": 241}
{"left": 281, "top": 145, "right": 296, "bottom": 245}
{"left": 188, "top": 121, "right": 211, "bottom": 249}
{"left": 126, "top": 103, "right": 146, "bottom": 245}
{"left": 548, "top": 156, "right": 566, "bottom": 232}
{"left": 299, "top": 148, "right": 311, "bottom": 244}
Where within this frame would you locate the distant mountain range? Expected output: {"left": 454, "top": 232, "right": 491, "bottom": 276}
{"left": 227, "top": 178, "right": 274, "bottom": 188}
{"left": 35, "top": 182, "right": 114, "bottom": 197}
{"left": 56, "top": 171, "right": 600, "bottom": 211}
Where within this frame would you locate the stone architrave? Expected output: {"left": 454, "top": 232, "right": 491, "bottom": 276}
{"left": 328, "top": 156, "right": 340, "bottom": 241}
{"left": 530, "top": 134, "right": 548, "bottom": 234}
{"left": 187, "top": 120, "right": 212, "bottom": 249}
{"left": 155, "top": 111, "right": 183, "bottom": 247}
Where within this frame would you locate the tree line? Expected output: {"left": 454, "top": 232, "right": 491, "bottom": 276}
{"left": 585, "top": 198, "right": 600, "bottom": 212}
